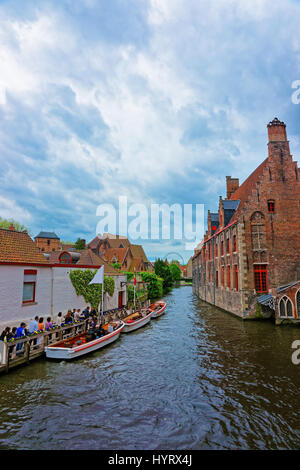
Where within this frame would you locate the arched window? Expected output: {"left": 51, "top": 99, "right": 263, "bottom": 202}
{"left": 296, "top": 290, "right": 300, "bottom": 318}
{"left": 59, "top": 252, "right": 72, "bottom": 264}
{"left": 279, "top": 296, "right": 294, "bottom": 318}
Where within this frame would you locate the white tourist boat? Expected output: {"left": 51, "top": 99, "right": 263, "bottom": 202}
{"left": 148, "top": 301, "right": 167, "bottom": 318}
{"left": 44, "top": 321, "right": 124, "bottom": 360}
{"left": 122, "top": 310, "right": 153, "bottom": 333}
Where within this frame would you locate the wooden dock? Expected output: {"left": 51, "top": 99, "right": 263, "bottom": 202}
{"left": 0, "top": 321, "right": 87, "bottom": 374}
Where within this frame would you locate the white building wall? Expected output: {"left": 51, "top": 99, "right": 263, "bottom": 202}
{"left": 0, "top": 265, "right": 127, "bottom": 331}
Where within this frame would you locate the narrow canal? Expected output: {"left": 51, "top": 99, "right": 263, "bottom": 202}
{"left": 0, "top": 286, "right": 300, "bottom": 450}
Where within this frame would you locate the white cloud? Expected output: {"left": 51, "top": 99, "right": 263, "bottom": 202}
{"left": 0, "top": 0, "right": 300, "bottom": 253}
{"left": 0, "top": 195, "right": 32, "bottom": 222}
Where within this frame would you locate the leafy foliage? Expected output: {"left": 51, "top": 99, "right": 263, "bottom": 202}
{"left": 111, "top": 262, "right": 121, "bottom": 271}
{"left": 154, "top": 259, "right": 173, "bottom": 294}
{"left": 127, "top": 285, "right": 134, "bottom": 302}
{"left": 139, "top": 271, "right": 163, "bottom": 300}
{"left": 74, "top": 238, "right": 86, "bottom": 250}
{"left": 169, "top": 263, "right": 182, "bottom": 281}
{"left": 121, "top": 271, "right": 134, "bottom": 282}
{"left": 69, "top": 269, "right": 115, "bottom": 310}
{"left": 0, "top": 217, "right": 31, "bottom": 234}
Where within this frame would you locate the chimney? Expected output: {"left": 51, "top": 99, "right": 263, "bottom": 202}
{"left": 267, "top": 117, "right": 290, "bottom": 157}
{"left": 267, "top": 117, "right": 287, "bottom": 142}
{"left": 226, "top": 176, "right": 239, "bottom": 199}
{"left": 9, "top": 224, "right": 16, "bottom": 231}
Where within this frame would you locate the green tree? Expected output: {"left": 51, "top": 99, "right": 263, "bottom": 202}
{"left": 111, "top": 262, "right": 121, "bottom": 271}
{"left": 74, "top": 238, "right": 86, "bottom": 250}
{"left": 169, "top": 262, "right": 182, "bottom": 281}
{"left": 154, "top": 259, "right": 173, "bottom": 294}
{"left": 139, "top": 272, "right": 163, "bottom": 300}
{"left": 0, "top": 217, "right": 31, "bottom": 234}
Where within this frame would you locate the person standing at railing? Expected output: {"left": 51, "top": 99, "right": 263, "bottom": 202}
{"left": 75, "top": 309, "right": 81, "bottom": 321}
{"left": 29, "top": 316, "right": 39, "bottom": 334}
{"left": 79, "top": 310, "right": 85, "bottom": 321}
{"left": 56, "top": 312, "right": 63, "bottom": 326}
{"left": 64, "top": 311, "right": 73, "bottom": 324}
{"left": 16, "top": 323, "right": 27, "bottom": 353}
{"left": 0, "top": 327, "right": 11, "bottom": 342}
{"left": 45, "top": 317, "right": 53, "bottom": 330}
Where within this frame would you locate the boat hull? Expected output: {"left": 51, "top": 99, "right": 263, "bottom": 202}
{"left": 150, "top": 302, "right": 167, "bottom": 318}
{"left": 122, "top": 313, "right": 152, "bottom": 333}
{"left": 45, "top": 322, "right": 124, "bottom": 360}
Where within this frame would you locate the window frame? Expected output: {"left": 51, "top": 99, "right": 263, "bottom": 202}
{"left": 268, "top": 200, "right": 275, "bottom": 213}
{"left": 59, "top": 252, "right": 72, "bottom": 265}
{"left": 22, "top": 281, "right": 36, "bottom": 304}
{"left": 254, "top": 264, "right": 269, "bottom": 294}
{"left": 279, "top": 295, "right": 294, "bottom": 318}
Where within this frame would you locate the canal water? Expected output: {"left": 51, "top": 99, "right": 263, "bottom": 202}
{"left": 0, "top": 286, "right": 300, "bottom": 450}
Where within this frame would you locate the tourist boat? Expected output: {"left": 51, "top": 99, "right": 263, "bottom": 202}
{"left": 44, "top": 321, "right": 125, "bottom": 360}
{"left": 122, "top": 309, "right": 153, "bottom": 333}
{"left": 148, "top": 301, "right": 167, "bottom": 318}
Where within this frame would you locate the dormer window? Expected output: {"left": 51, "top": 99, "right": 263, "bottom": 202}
{"left": 268, "top": 200, "right": 275, "bottom": 213}
{"left": 59, "top": 252, "right": 72, "bottom": 264}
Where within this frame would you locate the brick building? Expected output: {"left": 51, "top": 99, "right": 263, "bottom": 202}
{"left": 87, "top": 233, "right": 152, "bottom": 272}
{"left": 193, "top": 118, "right": 300, "bottom": 319}
{"left": 34, "top": 231, "right": 61, "bottom": 252}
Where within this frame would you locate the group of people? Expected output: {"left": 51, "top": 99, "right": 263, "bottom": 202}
{"left": 0, "top": 306, "right": 99, "bottom": 344}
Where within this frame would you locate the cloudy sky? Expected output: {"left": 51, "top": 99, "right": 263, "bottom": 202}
{"left": 1, "top": 0, "right": 300, "bottom": 263}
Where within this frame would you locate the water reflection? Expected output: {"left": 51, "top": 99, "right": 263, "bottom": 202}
{"left": 0, "top": 287, "right": 300, "bottom": 449}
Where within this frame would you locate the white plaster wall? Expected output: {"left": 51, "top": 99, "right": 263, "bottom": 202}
{"left": 0, "top": 265, "right": 52, "bottom": 330}
{"left": 103, "top": 274, "right": 127, "bottom": 311}
{"left": 0, "top": 266, "right": 127, "bottom": 330}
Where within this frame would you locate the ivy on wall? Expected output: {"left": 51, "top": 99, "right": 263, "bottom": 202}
{"left": 69, "top": 269, "right": 115, "bottom": 310}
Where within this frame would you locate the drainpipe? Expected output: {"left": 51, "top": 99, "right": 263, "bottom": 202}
{"left": 51, "top": 267, "right": 54, "bottom": 316}
{"left": 213, "top": 239, "right": 215, "bottom": 305}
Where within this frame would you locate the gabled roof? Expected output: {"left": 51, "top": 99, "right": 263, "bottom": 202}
{"left": 229, "top": 158, "right": 268, "bottom": 203}
{"left": 0, "top": 227, "right": 49, "bottom": 264}
{"left": 77, "top": 249, "right": 121, "bottom": 275}
{"left": 130, "top": 244, "right": 148, "bottom": 263}
{"left": 105, "top": 236, "right": 131, "bottom": 249}
{"left": 104, "top": 247, "right": 129, "bottom": 264}
{"left": 129, "top": 258, "right": 142, "bottom": 272}
{"left": 87, "top": 235, "right": 102, "bottom": 250}
{"left": 88, "top": 234, "right": 131, "bottom": 250}
{"left": 34, "top": 231, "right": 60, "bottom": 239}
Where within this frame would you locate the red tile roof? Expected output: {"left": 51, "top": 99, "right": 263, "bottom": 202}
{"left": 130, "top": 244, "right": 148, "bottom": 262}
{"left": 227, "top": 157, "right": 269, "bottom": 222}
{"left": 104, "top": 247, "right": 128, "bottom": 264}
{"left": 77, "top": 249, "right": 121, "bottom": 275}
{"left": 229, "top": 158, "right": 268, "bottom": 203}
{"left": 0, "top": 227, "right": 48, "bottom": 264}
{"left": 129, "top": 258, "right": 142, "bottom": 272}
